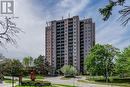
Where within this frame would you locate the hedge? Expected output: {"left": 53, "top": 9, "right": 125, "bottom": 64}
{"left": 21, "top": 80, "right": 51, "bottom": 86}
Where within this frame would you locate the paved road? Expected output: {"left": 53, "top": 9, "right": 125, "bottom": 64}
{"left": 1, "top": 76, "right": 120, "bottom": 87}
{"left": 0, "top": 82, "right": 12, "bottom": 87}
{"left": 44, "top": 76, "right": 120, "bottom": 87}
{"left": 0, "top": 82, "right": 18, "bottom": 87}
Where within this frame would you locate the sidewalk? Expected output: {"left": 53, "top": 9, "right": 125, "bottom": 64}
{"left": 0, "top": 81, "right": 18, "bottom": 87}
{"left": 44, "top": 76, "right": 120, "bottom": 87}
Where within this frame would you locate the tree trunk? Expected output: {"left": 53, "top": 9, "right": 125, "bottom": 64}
{"left": 104, "top": 72, "right": 109, "bottom": 82}
{"left": 12, "top": 76, "right": 14, "bottom": 87}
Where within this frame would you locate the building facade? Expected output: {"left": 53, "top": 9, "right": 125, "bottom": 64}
{"left": 45, "top": 16, "right": 95, "bottom": 73}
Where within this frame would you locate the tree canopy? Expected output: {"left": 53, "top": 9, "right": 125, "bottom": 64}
{"left": 1, "top": 59, "right": 23, "bottom": 76}
{"left": 22, "top": 56, "right": 33, "bottom": 70}
{"left": 85, "top": 44, "right": 119, "bottom": 82}
{"left": 115, "top": 46, "right": 130, "bottom": 78}
{"left": 34, "top": 55, "right": 44, "bottom": 74}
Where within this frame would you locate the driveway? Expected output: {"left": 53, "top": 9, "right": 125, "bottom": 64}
{"left": 44, "top": 76, "right": 120, "bottom": 87}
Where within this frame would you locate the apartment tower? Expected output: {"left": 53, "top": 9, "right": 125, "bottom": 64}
{"left": 45, "top": 16, "right": 95, "bottom": 73}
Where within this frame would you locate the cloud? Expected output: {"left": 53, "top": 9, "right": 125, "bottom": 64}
{"left": 0, "top": 0, "right": 91, "bottom": 59}
{"left": 96, "top": 17, "right": 130, "bottom": 50}
{"left": 0, "top": 0, "right": 130, "bottom": 60}
{"left": 57, "top": 0, "right": 90, "bottom": 16}
{"left": 0, "top": 0, "right": 45, "bottom": 59}
{"left": 44, "top": 0, "right": 90, "bottom": 19}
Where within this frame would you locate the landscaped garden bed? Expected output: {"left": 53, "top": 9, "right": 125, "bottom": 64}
{"left": 16, "top": 84, "right": 76, "bottom": 87}
{"left": 23, "top": 75, "right": 44, "bottom": 80}
{"left": 21, "top": 80, "right": 51, "bottom": 86}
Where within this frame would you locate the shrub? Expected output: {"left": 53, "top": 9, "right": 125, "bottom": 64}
{"left": 61, "top": 65, "right": 77, "bottom": 77}
{"left": 21, "top": 80, "right": 51, "bottom": 86}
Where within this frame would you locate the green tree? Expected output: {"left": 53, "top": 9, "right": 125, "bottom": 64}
{"left": 99, "top": 0, "right": 130, "bottom": 26}
{"left": 34, "top": 55, "right": 53, "bottom": 75}
{"left": 0, "top": 54, "right": 6, "bottom": 82}
{"left": 61, "top": 65, "right": 77, "bottom": 77}
{"left": 1, "top": 59, "right": 23, "bottom": 76}
{"left": 23, "top": 57, "right": 29, "bottom": 69}
{"left": 104, "top": 44, "right": 119, "bottom": 81}
{"left": 44, "top": 61, "right": 54, "bottom": 75}
{"left": 115, "top": 46, "right": 130, "bottom": 78}
{"left": 10, "top": 59, "right": 24, "bottom": 76}
{"left": 85, "top": 44, "right": 118, "bottom": 82}
{"left": 34, "top": 55, "right": 44, "bottom": 75}
{"left": 29, "top": 56, "right": 33, "bottom": 67}
{"left": 22, "top": 56, "right": 33, "bottom": 70}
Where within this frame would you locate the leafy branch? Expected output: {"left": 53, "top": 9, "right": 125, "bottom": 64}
{"left": 99, "top": 0, "right": 130, "bottom": 26}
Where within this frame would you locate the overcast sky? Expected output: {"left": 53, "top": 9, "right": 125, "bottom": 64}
{"left": 0, "top": 0, "right": 130, "bottom": 60}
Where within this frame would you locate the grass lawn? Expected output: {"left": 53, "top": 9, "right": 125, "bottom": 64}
{"left": 15, "top": 84, "right": 76, "bottom": 87}
{"left": 77, "top": 76, "right": 130, "bottom": 87}
{"left": 4, "top": 79, "right": 17, "bottom": 83}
